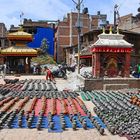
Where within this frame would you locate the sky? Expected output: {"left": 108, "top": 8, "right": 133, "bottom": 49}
{"left": 0, "top": 0, "right": 139, "bottom": 29}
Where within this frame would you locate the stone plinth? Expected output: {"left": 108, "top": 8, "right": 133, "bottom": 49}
{"left": 83, "top": 78, "right": 140, "bottom": 90}
{"left": 103, "top": 84, "right": 129, "bottom": 90}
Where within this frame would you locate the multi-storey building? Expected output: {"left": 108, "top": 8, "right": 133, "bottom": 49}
{"left": 0, "top": 23, "right": 7, "bottom": 48}
{"left": 118, "top": 7, "right": 140, "bottom": 33}
{"left": 55, "top": 11, "right": 109, "bottom": 63}
{"left": 116, "top": 10, "right": 140, "bottom": 65}
{"left": 0, "top": 23, "right": 8, "bottom": 64}
{"left": 90, "top": 11, "right": 109, "bottom": 30}
{"left": 55, "top": 12, "right": 90, "bottom": 63}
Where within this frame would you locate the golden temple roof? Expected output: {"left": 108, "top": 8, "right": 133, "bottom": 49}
{"left": 1, "top": 46, "right": 37, "bottom": 56}
{"left": 8, "top": 31, "right": 32, "bottom": 36}
{"left": 8, "top": 27, "right": 33, "bottom": 41}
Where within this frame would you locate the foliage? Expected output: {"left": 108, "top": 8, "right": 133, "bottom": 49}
{"left": 31, "top": 54, "right": 56, "bottom": 65}
{"left": 40, "top": 38, "right": 49, "bottom": 54}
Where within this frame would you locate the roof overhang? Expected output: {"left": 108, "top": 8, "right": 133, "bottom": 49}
{"left": 80, "top": 55, "right": 92, "bottom": 58}
{"left": 1, "top": 46, "right": 37, "bottom": 56}
{"left": 91, "top": 46, "right": 132, "bottom": 53}
{"left": 1, "top": 53, "right": 37, "bottom": 56}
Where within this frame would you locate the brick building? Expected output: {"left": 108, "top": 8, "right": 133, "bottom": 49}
{"left": 55, "top": 12, "right": 90, "bottom": 63}
{"left": 0, "top": 23, "right": 7, "bottom": 48}
{"left": 55, "top": 11, "right": 109, "bottom": 63}
{"left": 0, "top": 23, "right": 8, "bottom": 64}
{"left": 116, "top": 11, "right": 140, "bottom": 65}
{"left": 69, "top": 29, "right": 140, "bottom": 68}
{"left": 118, "top": 12, "right": 140, "bottom": 33}
{"left": 90, "top": 11, "right": 109, "bottom": 30}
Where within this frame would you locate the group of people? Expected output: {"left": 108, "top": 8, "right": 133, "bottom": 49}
{"left": 32, "top": 64, "right": 68, "bottom": 81}
{"left": 33, "top": 65, "right": 54, "bottom": 81}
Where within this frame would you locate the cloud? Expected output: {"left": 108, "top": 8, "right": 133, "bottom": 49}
{"left": 0, "top": 0, "right": 71, "bottom": 29}
{"left": 0, "top": 0, "right": 139, "bottom": 29}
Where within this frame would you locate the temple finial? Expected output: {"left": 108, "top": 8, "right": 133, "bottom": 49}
{"left": 102, "top": 27, "right": 105, "bottom": 34}
{"left": 18, "top": 25, "right": 23, "bottom": 31}
{"left": 117, "top": 26, "right": 119, "bottom": 34}
{"left": 109, "top": 26, "right": 112, "bottom": 34}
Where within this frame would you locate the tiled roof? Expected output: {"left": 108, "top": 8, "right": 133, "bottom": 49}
{"left": 1, "top": 46, "right": 37, "bottom": 55}
{"left": 93, "top": 32, "right": 133, "bottom": 48}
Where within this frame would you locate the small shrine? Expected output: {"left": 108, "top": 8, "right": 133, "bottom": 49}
{"left": 1, "top": 27, "right": 37, "bottom": 74}
{"left": 91, "top": 27, "right": 133, "bottom": 78}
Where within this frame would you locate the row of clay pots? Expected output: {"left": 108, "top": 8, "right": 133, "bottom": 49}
{"left": 0, "top": 88, "right": 10, "bottom": 96}
{"left": 27, "top": 97, "right": 37, "bottom": 113}
{"left": 90, "top": 116, "right": 104, "bottom": 135}
{"left": 21, "top": 81, "right": 56, "bottom": 91}
{"left": 27, "top": 110, "right": 35, "bottom": 128}
{"left": 40, "top": 83, "right": 46, "bottom": 91}
{"left": 2, "top": 83, "right": 20, "bottom": 93}
{"left": 37, "top": 110, "right": 44, "bottom": 130}
{"left": 60, "top": 99, "right": 68, "bottom": 114}
{"left": 21, "top": 82, "right": 28, "bottom": 91}
{"left": 4, "top": 79, "right": 19, "bottom": 84}
{"left": 1, "top": 97, "right": 19, "bottom": 112}
{"left": 60, "top": 113, "right": 66, "bottom": 130}
{"left": 91, "top": 90, "right": 140, "bottom": 139}
{"left": 50, "top": 98, "right": 56, "bottom": 115}
{"left": 18, "top": 110, "right": 24, "bottom": 127}
{"left": 76, "top": 97, "right": 89, "bottom": 115}
{"left": 6, "top": 110, "right": 17, "bottom": 128}
{"left": 7, "top": 90, "right": 79, "bottom": 99}
{"left": 48, "top": 112, "right": 54, "bottom": 130}
{"left": 67, "top": 97, "right": 77, "bottom": 115}
{"left": 0, "top": 111, "right": 12, "bottom": 128}
{"left": 16, "top": 96, "right": 29, "bottom": 112}
{"left": 69, "top": 114, "right": 76, "bottom": 130}
{"left": 77, "top": 114, "right": 87, "bottom": 130}
{"left": 51, "top": 82, "right": 57, "bottom": 91}
{"left": 69, "top": 114, "right": 86, "bottom": 130}
{"left": 0, "top": 96, "right": 13, "bottom": 107}
{"left": 9, "top": 84, "right": 21, "bottom": 91}
{"left": 41, "top": 96, "right": 47, "bottom": 115}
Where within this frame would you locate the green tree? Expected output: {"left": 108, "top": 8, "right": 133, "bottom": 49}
{"left": 40, "top": 38, "right": 49, "bottom": 54}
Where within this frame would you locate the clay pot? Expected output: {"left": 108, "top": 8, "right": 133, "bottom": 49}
{"left": 49, "top": 122, "right": 54, "bottom": 129}
{"left": 72, "top": 122, "right": 76, "bottom": 130}
{"left": 61, "top": 122, "right": 65, "bottom": 130}
{"left": 99, "top": 128, "right": 104, "bottom": 135}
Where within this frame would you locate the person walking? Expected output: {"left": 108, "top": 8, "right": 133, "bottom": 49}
{"left": 44, "top": 66, "right": 54, "bottom": 81}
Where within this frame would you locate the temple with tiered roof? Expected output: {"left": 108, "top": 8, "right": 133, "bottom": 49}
{"left": 1, "top": 27, "right": 37, "bottom": 74}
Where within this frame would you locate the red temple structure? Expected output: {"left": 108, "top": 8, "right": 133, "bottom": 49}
{"left": 91, "top": 28, "right": 133, "bottom": 78}
{"left": 1, "top": 27, "right": 37, "bottom": 74}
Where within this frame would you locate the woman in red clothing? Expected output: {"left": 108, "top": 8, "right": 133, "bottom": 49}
{"left": 44, "top": 66, "right": 54, "bottom": 81}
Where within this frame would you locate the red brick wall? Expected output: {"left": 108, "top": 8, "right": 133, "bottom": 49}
{"left": 55, "top": 12, "right": 91, "bottom": 62}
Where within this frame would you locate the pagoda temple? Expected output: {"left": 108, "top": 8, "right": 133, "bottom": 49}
{"left": 1, "top": 27, "right": 37, "bottom": 74}
{"left": 91, "top": 27, "right": 133, "bottom": 78}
